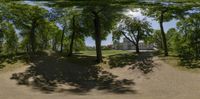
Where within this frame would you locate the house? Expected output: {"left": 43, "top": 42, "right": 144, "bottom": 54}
{"left": 113, "top": 38, "right": 154, "bottom": 50}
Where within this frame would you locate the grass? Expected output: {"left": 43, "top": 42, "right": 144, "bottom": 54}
{"left": 79, "top": 50, "right": 129, "bottom": 57}
{"left": 0, "top": 50, "right": 130, "bottom": 72}
{"left": 0, "top": 52, "right": 43, "bottom": 73}
{"left": 159, "top": 55, "right": 200, "bottom": 73}
{"left": 0, "top": 61, "right": 27, "bottom": 73}
{"left": 0, "top": 50, "right": 152, "bottom": 74}
{"left": 71, "top": 50, "right": 154, "bottom": 74}
{"left": 66, "top": 50, "right": 131, "bottom": 68}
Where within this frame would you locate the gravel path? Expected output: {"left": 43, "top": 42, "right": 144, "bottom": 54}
{"left": 1, "top": 56, "right": 200, "bottom": 99}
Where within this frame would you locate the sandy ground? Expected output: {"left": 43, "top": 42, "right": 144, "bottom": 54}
{"left": 1, "top": 56, "right": 200, "bottom": 99}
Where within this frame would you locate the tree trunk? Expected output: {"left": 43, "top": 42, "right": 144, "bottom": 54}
{"left": 60, "top": 26, "right": 65, "bottom": 53}
{"left": 30, "top": 21, "right": 36, "bottom": 54}
{"left": 93, "top": 12, "right": 103, "bottom": 63}
{"left": 135, "top": 42, "right": 140, "bottom": 53}
{"left": 52, "top": 39, "right": 57, "bottom": 51}
{"left": 160, "top": 11, "right": 168, "bottom": 56}
{"left": 68, "top": 16, "right": 75, "bottom": 56}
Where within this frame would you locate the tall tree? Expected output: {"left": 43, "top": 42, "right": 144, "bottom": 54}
{"left": 166, "top": 28, "right": 182, "bottom": 54}
{"left": 1, "top": 22, "right": 18, "bottom": 54}
{"left": 143, "top": 3, "right": 196, "bottom": 56}
{"left": 114, "top": 17, "right": 152, "bottom": 53}
{"left": 177, "top": 13, "right": 200, "bottom": 59}
{"left": 11, "top": 4, "right": 48, "bottom": 54}
{"left": 55, "top": 7, "right": 82, "bottom": 55}
{"left": 144, "top": 5, "right": 170, "bottom": 56}
{"left": 0, "top": 2, "right": 9, "bottom": 53}
{"left": 82, "top": 2, "right": 121, "bottom": 63}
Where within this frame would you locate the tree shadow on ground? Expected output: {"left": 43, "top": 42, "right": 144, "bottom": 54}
{"left": 11, "top": 53, "right": 135, "bottom": 94}
{"left": 0, "top": 52, "right": 48, "bottom": 70}
{"left": 109, "top": 52, "right": 155, "bottom": 74}
{"left": 0, "top": 53, "right": 29, "bottom": 70}
{"left": 0, "top": 53, "right": 27, "bottom": 63}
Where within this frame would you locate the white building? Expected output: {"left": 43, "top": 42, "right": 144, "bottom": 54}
{"left": 113, "top": 38, "right": 154, "bottom": 50}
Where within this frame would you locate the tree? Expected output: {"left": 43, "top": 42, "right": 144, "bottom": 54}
{"left": 45, "top": 1, "right": 125, "bottom": 62}
{"left": 144, "top": 5, "right": 171, "bottom": 56}
{"left": 147, "top": 30, "right": 163, "bottom": 50}
{"left": 0, "top": 2, "right": 8, "bottom": 53}
{"left": 143, "top": 3, "right": 197, "bottom": 56}
{"left": 81, "top": 2, "right": 121, "bottom": 63}
{"left": 53, "top": 8, "right": 69, "bottom": 53}
{"left": 1, "top": 22, "right": 18, "bottom": 54}
{"left": 166, "top": 28, "right": 182, "bottom": 54}
{"left": 114, "top": 17, "right": 152, "bottom": 53}
{"left": 0, "top": 29, "right": 3, "bottom": 53}
{"left": 46, "top": 22, "right": 62, "bottom": 51}
{"left": 11, "top": 4, "right": 48, "bottom": 54}
{"left": 55, "top": 7, "right": 84, "bottom": 55}
{"left": 64, "top": 8, "right": 82, "bottom": 56}
{"left": 177, "top": 13, "right": 200, "bottom": 60}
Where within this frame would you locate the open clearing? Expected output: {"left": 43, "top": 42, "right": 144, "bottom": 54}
{"left": 1, "top": 52, "right": 200, "bottom": 99}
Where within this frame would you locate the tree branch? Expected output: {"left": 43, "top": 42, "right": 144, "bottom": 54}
{"left": 121, "top": 31, "right": 136, "bottom": 46}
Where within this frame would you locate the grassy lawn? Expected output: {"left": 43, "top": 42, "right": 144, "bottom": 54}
{"left": 0, "top": 50, "right": 131, "bottom": 72}
{"left": 70, "top": 50, "right": 154, "bottom": 74}
{"left": 66, "top": 50, "right": 137, "bottom": 69}
{"left": 0, "top": 50, "right": 145, "bottom": 73}
{"left": 78, "top": 50, "right": 130, "bottom": 57}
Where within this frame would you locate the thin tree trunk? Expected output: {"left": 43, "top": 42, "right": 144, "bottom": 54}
{"left": 93, "top": 12, "right": 102, "bottom": 63}
{"left": 68, "top": 16, "right": 76, "bottom": 56}
{"left": 136, "top": 44, "right": 140, "bottom": 53}
{"left": 135, "top": 41, "right": 140, "bottom": 53}
{"left": 52, "top": 33, "right": 57, "bottom": 51}
{"left": 60, "top": 26, "right": 65, "bottom": 53}
{"left": 30, "top": 21, "right": 36, "bottom": 54}
{"left": 160, "top": 11, "right": 168, "bottom": 56}
{"left": 52, "top": 39, "right": 57, "bottom": 51}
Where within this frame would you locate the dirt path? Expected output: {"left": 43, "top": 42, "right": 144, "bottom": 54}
{"left": 1, "top": 56, "right": 200, "bottom": 99}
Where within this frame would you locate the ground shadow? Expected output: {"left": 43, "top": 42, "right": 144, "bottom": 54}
{"left": 0, "top": 53, "right": 30, "bottom": 70}
{"left": 11, "top": 53, "right": 135, "bottom": 94}
{"left": 0, "top": 52, "right": 48, "bottom": 70}
{"left": 0, "top": 53, "right": 28, "bottom": 63}
{"left": 109, "top": 52, "right": 154, "bottom": 74}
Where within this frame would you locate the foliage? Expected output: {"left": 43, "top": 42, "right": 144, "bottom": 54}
{"left": 166, "top": 13, "right": 200, "bottom": 67}
{"left": 113, "top": 16, "right": 152, "bottom": 53}
{"left": 159, "top": 0, "right": 200, "bottom": 3}
{"left": 0, "top": 1, "right": 199, "bottom": 66}
{"left": 1, "top": 22, "right": 18, "bottom": 54}
{"left": 10, "top": 3, "right": 48, "bottom": 53}
{"left": 101, "top": 45, "right": 113, "bottom": 50}
{"left": 166, "top": 28, "right": 182, "bottom": 54}
{"left": 147, "top": 30, "right": 162, "bottom": 50}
